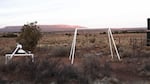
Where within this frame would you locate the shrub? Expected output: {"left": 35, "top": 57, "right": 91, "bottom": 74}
{"left": 82, "top": 56, "right": 102, "bottom": 80}
{"left": 16, "top": 60, "right": 37, "bottom": 80}
{"left": 140, "top": 49, "right": 150, "bottom": 57}
{"left": 2, "top": 33, "right": 18, "bottom": 38}
{"left": 34, "top": 58, "right": 61, "bottom": 83}
{"left": 0, "top": 58, "right": 62, "bottom": 83}
{"left": 16, "top": 21, "right": 42, "bottom": 51}
{"left": 0, "top": 57, "right": 98, "bottom": 83}
{"left": 89, "top": 37, "right": 96, "bottom": 43}
{"left": 138, "top": 63, "right": 150, "bottom": 78}
{"left": 50, "top": 46, "right": 70, "bottom": 57}
{"left": 119, "top": 47, "right": 133, "bottom": 58}
{"left": 145, "top": 65, "right": 150, "bottom": 72}
{"left": 103, "top": 32, "right": 106, "bottom": 34}
{"left": 57, "top": 64, "right": 87, "bottom": 84}
{"left": 57, "top": 65, "right": 78, "bottom": 84}
{"left": 82, "top": 55, "right": 111, "bottom": 82}
{"left": 65, "top": 33, "right": 72, "bottom": 36}
{"left": 0, "top": 47, "right": 11, "bottom": 56}
{"left": 0, "top": 62, "right": 18, "bottom": 74}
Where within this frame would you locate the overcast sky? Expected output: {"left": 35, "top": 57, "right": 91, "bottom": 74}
{"left": 0, "top": 0, "right": 150, "bottom": 28}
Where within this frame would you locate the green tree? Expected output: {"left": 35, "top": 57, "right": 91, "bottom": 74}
{"left": 17, "top": 21, "right": 42, "bottom": 51}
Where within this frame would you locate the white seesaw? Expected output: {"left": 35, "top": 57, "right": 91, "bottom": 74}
{"left": 5, "top": 43, "right": 34, "bottom": 64}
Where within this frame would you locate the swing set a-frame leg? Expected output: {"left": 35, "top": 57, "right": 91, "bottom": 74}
{"left": 108, "top": 28, "right": 121, "bottom": 61}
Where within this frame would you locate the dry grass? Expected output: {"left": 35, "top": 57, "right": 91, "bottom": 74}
{"left": 0, "top": 32, "right": 150, "bottom": 83}
{"left": 0, "top": 32, "right": 148, "bottom": 61}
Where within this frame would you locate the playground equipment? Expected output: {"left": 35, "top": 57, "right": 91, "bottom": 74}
{"left": 5, "top": 43, "right": 34, "bottom": 64}
{"left": 69, "top": 28, "right": 121, "bottom": 64}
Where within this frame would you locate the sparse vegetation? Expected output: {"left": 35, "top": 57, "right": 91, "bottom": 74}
{"left": 0, "top": 58, "right": 61, "bottom": 83}
{"left": 65, "top": 33, "right": 72, "bottom": 36}
{"left": 50, "top": 46, "right": 70, "bottom": 57}
{"left": 57, "top": 64, "right": 86, "bottom": 84}
{"left": 0, "top": 31, "right": 150, "bottom": 84}
{"left": 82, "top": 55, "right": 111, "bottom": 82}
{"left": 1, "top": 33, "right": 18, "bottom": 38}
{"left": 89, "top": 37, "right": 96, "bottom": 43}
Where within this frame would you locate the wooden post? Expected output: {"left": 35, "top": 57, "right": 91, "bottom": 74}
{"left": 147, "top": 18, "right": 150, "bottom": 46}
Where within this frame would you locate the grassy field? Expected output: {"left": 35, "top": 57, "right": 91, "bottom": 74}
{"left": 0, "top": 32, "right": 150, "bottom": 84}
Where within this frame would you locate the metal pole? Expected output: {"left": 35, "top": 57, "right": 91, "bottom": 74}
{"left": 109, "top": 28, "right": 121, "bottom": 60}
{"left": 10, "top": 46, "right": 19, "bottom": 59}
{"left": 5, "top": 56, "right": 8, "bottom": 64}
{"left": 108, "top": 28, "right": 113, "bottom": 59}
{"left": 71, "top": 28, "right": 78, "bottom": 64}
{"left": 69, "top": 29, "right": 77, "bottom": 60}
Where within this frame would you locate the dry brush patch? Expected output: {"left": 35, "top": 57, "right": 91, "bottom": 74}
{"left": 0, "top": 32, "right": 150, "bottom": 83}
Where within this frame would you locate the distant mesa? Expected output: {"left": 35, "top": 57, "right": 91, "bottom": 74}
{"left": 0, "top": 24, "right": 147, "bottom": 33}
{"left": 0, "top": 24, "right": 85, "bottom": 32}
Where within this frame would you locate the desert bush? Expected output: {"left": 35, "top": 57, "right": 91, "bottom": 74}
{"left": 57, "top": 64, "right": 87, "bottom": 84}
{"left": 89, "top": 37, "right": 96, "bottom": 43}
{"left": 15, "top": 61, "right": 37, "bottom": 80}
{"left": 34, "top": 58, "right": 61, "bottom": 83}
{"left": 0, "top": 60, "right": 37, "bottom": 80}
{"left": 0, "top": 58, "right": 62, "bottom": 83}
{"left": 34, "top": 46, "right": 52, "bottom": 57}
{"left": 0, "top": 62, "right": 18, "bottom": 74}
{"left": 0, "top": 58, "right": 88, "bottom": 84}
{"left": 85, "top": 33, "right": 88, "bottom": 37}
{"left": 2, "top": 33, "right": 18, "bottom": 38}
{"left": 102, "top": 32, "right": 106, "bottom": 34}
{"left": 114, "top": 31, "right": 119, "bottom": 34}
{"left": 0, "top": 47, "right": 11, "bottom": 56}
{"left": 57, "top": 65, "right": 78, "bottom": 84}
{"left": 82, "top": 56, "right": 101, "bottom": 80}
{"left": 50, "top": 46, "right": 70, "bottom": 57}
{"left": 143, "top": 64, "right": 150, "bottom": 72}
{"left": 0, "top": 54, "right": 112, "bottom": 84}
{"left": 81, "top": 55, "right": 111, "bottom": 83}
{"left": 140, "top": 49, "right": 150, "bottom": 57}
{"left": 97, "top": 77, "right": 121, "bottom": 84}
{"left": 65, "top": 33, "right": 72, "bottom": 36}
{"left": 138, "top": 63, "right": 150, "bottom": 78}
{"left": 119, "top": 47, "right": 133, "bottom": 58}
{"left": 16, "top": 21, "right": 42, "bottom": 51}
